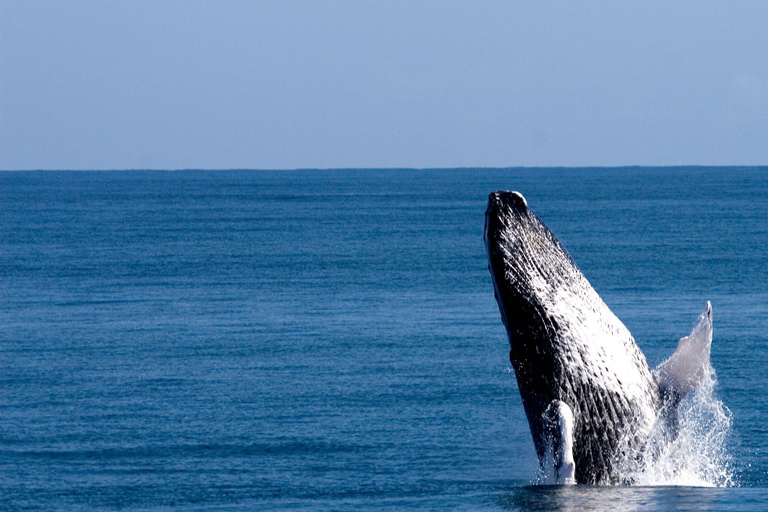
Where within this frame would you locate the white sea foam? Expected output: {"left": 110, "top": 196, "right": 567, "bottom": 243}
{"left": 619, "top": 368, "right": 735, "bottom": 487}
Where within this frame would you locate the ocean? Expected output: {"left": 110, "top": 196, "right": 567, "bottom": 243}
{"left": 1, "top": 168, "right": 767, "bottom": 510}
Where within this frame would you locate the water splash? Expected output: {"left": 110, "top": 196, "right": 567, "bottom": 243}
{"left": 618, "top": 368, "right": 735, "bottom": 487}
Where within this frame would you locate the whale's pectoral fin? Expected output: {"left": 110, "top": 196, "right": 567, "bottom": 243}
{"left": 540, "top": 400, "right": 576, "bottom": 485}
{"left": 657, "top": 301, "right": 713, "bottom": 400}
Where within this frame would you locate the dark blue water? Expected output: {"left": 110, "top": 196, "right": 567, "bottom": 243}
{"left": 1, "top": 168, "right": 767, "bottom": 510}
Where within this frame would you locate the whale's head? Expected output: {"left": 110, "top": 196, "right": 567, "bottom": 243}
{"left": 484, "top": 190, "right": 581, "bottom": 353}
{"left": 484, "top": 191, "right": 583, "bottom": 437}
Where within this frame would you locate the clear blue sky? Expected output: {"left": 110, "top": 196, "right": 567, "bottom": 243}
{"left": 1, "top": 1, "right": 767, "bottom": 170}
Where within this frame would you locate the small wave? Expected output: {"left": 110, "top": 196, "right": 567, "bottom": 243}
{"left": 1, "top": 440, "right": 368, "bottom": 461}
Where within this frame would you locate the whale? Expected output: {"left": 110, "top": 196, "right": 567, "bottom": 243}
{"left": 484, "top": 191, "right": 713, "bottom": 485}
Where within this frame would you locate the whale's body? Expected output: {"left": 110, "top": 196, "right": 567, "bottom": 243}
{"left": 484, "top": 191, "right": 712, "bottom": 485}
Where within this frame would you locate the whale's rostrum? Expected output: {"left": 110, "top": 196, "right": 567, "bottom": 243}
{"left": 484, "top": 190, "right": 713, "bottom": 485}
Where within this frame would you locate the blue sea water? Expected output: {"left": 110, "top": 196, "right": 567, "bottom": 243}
{"left": 1, "top": 167, "right": 767, "bottom": 510}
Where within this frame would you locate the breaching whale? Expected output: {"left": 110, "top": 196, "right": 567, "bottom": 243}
{"left": 484, "top": 191, "right": 713, "bottom": 485}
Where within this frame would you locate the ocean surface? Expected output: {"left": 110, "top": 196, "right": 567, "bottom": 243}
{"left": 1, "top": 167, "right": 767, "bottom": 510}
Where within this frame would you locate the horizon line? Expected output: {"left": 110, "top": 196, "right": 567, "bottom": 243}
{"left": 2, "top": 164, "right": 768, "bottom": 173}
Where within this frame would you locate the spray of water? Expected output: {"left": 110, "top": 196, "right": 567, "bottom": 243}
{"left": 617, "top": 368, "right": 735, "bottom": 487}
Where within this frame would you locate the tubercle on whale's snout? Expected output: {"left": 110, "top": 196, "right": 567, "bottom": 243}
{"left": 487, "top": 190, "right": 528, "bottom": 214}
{"left": 484, "top": 190, "right": 529, "bottom": 248}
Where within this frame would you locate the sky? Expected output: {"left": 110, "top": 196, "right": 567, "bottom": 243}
{"left": 1, "top": 1, "right": 767, "bottom": 170}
